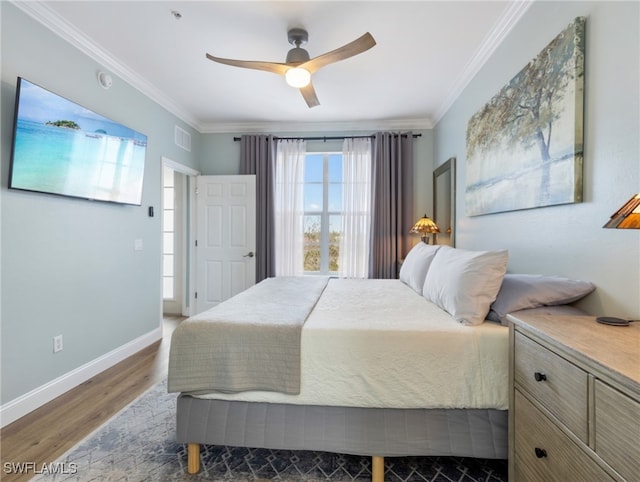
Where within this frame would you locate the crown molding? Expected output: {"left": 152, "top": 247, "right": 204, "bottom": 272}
{"left": 433, "top": 0, "right": 534, "bottom": 124}
{"left": 11, "top": 1, "right": 202, "bottom": 131}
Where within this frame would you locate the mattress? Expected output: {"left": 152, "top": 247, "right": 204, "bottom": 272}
{"left": 193, "top": 279, "right": 509, "bottom": 410}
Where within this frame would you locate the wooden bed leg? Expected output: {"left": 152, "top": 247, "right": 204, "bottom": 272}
{"left": 187, "top": 443, "right": 200, "bottom": 474}
{"left": 371, "top": 455, "right": 384, "bottom": 482}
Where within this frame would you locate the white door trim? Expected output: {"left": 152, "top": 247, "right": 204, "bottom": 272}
{"left": 162, "top": 157, "right": 200, "bottom": 177}
{"left": 161, "top": 157, "right": 200, "bottom": 317}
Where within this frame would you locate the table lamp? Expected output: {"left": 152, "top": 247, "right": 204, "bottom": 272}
{"left": 410, "top": 214, "right": 440, "bottom": 244}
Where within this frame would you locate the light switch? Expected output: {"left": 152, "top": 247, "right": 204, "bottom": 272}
{"left": 134, "top": 239, "right": 143, "bottom": 251}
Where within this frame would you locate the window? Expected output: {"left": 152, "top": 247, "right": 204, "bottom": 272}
{"left": 303, "top": 153, "right": 342, "bottom": 275}
{"left": 275, "top": 139, "right": 371, "bottom": 278}
{"left": 162, "top": 166, "right": 175, "bottom": 299}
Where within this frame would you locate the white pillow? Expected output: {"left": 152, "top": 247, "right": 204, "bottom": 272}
{"left": 422, "top": 246, "right": 508, "bottom": 325}
{"left": 399, "top": 243, "right": 441, "bottom": 293}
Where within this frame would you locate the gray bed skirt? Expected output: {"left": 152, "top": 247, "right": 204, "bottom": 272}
{"left": 176, "top": 395, "right": 508, "bottom": 459}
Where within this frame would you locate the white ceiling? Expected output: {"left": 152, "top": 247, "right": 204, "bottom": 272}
{"left": 15, "top": 1, "right": 532, "bottom": 133}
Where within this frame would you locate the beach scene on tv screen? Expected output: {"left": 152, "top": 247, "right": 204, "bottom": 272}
{"left": 10, "top": 79, "right": 147, "bottom": 205}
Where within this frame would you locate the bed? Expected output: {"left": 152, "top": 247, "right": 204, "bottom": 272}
{"left": 168, "top": 244, "right": 595, "bottom": 481}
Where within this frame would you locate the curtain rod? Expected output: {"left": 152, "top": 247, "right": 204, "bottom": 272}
{"left": 233, "top": 133, "right": 421, "bottom": 142}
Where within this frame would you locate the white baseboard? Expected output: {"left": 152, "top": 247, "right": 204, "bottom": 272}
{"left": 0, "top": 327, "right": 162, "bottom": 428}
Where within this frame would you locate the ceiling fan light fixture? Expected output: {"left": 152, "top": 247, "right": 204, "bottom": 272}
{"left": 206, "top": 30, "right": 375, "bottom": 107}
{"left": 285, "top": 67, "right": 311, "bottom": 88}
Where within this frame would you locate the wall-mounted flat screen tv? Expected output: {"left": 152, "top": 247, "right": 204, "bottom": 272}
{"left": 9, "top": 77, "right": 147, "bottom": 205}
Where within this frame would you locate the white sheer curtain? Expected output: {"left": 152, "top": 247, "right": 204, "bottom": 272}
{"left": 339, "top": 137, "right": 372, "bottom": 278}
{"left": 274, "top": 139, "right": 306, "bottom": 276}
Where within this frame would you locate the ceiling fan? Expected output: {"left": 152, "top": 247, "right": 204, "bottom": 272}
{"left": 206, "top": 28, "right": 376, "bottom": 108}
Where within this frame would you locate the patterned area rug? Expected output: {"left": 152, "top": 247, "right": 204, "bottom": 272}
{"left": 34, "top": 381, "right": 507, "bottom": 481}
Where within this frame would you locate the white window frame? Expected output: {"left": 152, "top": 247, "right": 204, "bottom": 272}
{"left": 303, "top": 151, "right": 342, "bottom": 275}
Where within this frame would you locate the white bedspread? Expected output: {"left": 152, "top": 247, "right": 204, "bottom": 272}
{"left": 194, "top": 279, "right": 509, "bottom": 410}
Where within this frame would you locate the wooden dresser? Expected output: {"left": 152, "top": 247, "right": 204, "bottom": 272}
{"left": 507, "top": 312, "right": 640, "bottom": 481}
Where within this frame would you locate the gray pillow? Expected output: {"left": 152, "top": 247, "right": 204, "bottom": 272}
{"left": 488, "top": 274, "right": 595, "bottom": 326}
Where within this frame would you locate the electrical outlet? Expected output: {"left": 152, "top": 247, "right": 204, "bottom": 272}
{"left": 53, "top": 335, "right": 63, "bottom": 353}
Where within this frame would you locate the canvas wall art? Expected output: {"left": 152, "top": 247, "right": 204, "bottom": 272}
{"left": 465, "top": 17, "right": 585, "bottom": 216}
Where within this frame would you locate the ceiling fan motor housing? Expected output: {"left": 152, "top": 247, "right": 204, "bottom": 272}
{"left": 286, "top": 28, "right": 310, "bottom": 64}
{"left": 286, "top": 47, "right": 310, "bottom": 64}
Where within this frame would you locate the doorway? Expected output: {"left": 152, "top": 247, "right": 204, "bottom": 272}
{"left": 161, "top": 157, "right": 199, "bottom": 316}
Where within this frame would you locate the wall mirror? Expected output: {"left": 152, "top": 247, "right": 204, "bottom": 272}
{"left": 433, "top": 157, "right": 456, "bottom": 246}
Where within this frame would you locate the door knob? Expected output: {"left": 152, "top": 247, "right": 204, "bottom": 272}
{"left": 243, "top": 251, "right": 255, "bottom": 258}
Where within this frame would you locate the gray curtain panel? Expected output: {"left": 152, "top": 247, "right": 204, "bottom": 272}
{"left": 370, "top": 132, "right": 414, "bottom": 279}
{"left": 240, "top": 135, "right": 276, "bottom": 282}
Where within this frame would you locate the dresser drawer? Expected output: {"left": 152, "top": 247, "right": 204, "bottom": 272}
{"left": 514, "top": 331, "right": 588, "bottom": 442}
{"left": 514, "top": 390, "right": 613, "bottom": 482}
{"left": 595, "top": 380, "right": 640, "bottom": 481}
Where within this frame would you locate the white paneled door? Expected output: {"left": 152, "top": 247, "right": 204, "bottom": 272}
{"left": 195, "top": 175, "right": 256, "bottom": 314}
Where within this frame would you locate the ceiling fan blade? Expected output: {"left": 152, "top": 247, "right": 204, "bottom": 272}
{"left": 301, "top": 32, "right": 376, "bottom": 74}
{"left": 206, "top": 53, "right": 290, "bottom": 76}
{"left": 300, "top": 82, "right": 320, "bottom": 108}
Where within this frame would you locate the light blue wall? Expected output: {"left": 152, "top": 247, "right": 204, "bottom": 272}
{"left": 434, "top": 1, "right": 639, "bottom": 319}
{"left": 1, "top": 4, "right": 199, "bottom": 404}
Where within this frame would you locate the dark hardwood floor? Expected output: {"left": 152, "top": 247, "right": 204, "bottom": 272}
{"left": 0, "top": 316, "right": 183, "bottom": 482}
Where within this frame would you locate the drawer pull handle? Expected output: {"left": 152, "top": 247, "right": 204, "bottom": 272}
{"left": 534, "top": 372, "right": 547, "bottom": 382}
{"left": 534, "top": 447, "right": 548, "bottom": 459}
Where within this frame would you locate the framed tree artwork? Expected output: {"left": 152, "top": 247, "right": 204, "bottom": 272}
{"left": 465, "top": 17, "right": 585, "bottom": 216}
